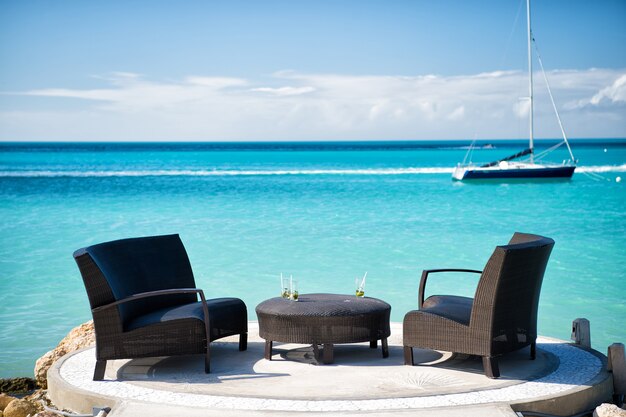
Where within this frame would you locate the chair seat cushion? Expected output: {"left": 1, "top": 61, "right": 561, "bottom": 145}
{"left": 125, "top": 297, "right": 247, "bottom": 340}
{"left": 422, "top": 295, "right": 473, "bottom": 326}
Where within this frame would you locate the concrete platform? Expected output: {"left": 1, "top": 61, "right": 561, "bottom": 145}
{"left": 48, "top": 322, "right": 613, "bottom": 416}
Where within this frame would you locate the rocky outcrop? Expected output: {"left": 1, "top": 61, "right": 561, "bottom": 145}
{"left": 23, "top": 390, "right": 48, "bottom": 406}
{"left": 2, "top": 398, "right": 41, "bottom": 417}
{"left": 594, "top": 403, "right": 626, "bottom": 417}
{"left": 0, "top": 321, "right": 96, "bottom": 416}
{"left": 34, "top": 321, "right": 95, "bottom": 389}
{"left": 0, "top": 390, "right": 52, "bottom": 417}
{"left": 0, "top": 393, "right": 17, "bottom": 411}
{"left": 0, "top": 379, "right": 36, "bottom": 394}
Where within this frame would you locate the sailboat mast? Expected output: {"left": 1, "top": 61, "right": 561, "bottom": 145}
{"left": 527, "top": 0, "right": 534, "bottom": 163}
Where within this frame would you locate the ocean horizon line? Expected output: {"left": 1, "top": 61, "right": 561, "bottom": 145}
{"left": 1, "top": 138, "right": 625, "bottom": 152}
{"left": 2, "top": 164, "right": 624, "bottom": 178}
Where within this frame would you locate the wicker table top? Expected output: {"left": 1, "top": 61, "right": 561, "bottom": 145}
{"left": 256, "top": 293, "right": 391, "bottom": 363}
{"left": 256, "top": 293, "right": 391, "bottom": 318}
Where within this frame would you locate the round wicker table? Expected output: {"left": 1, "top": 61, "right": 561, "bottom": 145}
{"left": 255, "top": 293, "right": 391, "bottom": 364}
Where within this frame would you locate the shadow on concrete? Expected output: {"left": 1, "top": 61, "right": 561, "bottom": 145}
{"left": 116, "top": 341, "right": 290, "bottom": 384}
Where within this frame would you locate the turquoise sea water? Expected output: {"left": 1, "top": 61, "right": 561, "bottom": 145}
{"left": 1, "top": 140, "right": 625, "bottom": 378}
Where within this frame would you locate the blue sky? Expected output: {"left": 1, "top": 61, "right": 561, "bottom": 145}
{"left": 1, "top": 0, "right": 625, "bottom": 141}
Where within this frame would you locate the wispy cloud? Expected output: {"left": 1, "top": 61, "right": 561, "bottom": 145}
{"left": 589, "top": 74, "right": 626, "bottom": 106}
{"left": 19, "top": 74, "right": 251, "bottom": 110}
{"left": 2, "top": 69, "right": 625, "bottom": 140}
{"left": 251, "top": 86, "right": 316, "bottom": 96}
{"left": 185, "top": 76, "right": 248, "bottom": 88}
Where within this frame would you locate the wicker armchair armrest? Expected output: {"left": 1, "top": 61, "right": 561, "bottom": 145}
{"left": 418, "top": 269, "right": 482, "bottom": 309}
{"left": 91, "top": 288, "right": 211, "bottom": 336}
{"left": 91, "top": 288, "right": 207, "bottom": 313}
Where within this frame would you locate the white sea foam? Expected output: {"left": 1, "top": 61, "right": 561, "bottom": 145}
{"left": 0, "top": 167, "right": 454, "bottom": 177}
{"left": 1, "top": 164, "right": 624, "bottom": 177}
{"left": 576, "top": 164, "right": 626, "bottom": 173}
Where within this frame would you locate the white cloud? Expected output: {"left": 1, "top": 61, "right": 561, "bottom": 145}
{"left": 185, "top": 76, "right": 248, "bottom": 88}
{"left": 18, "top": 73, "right": 251, "bottom": 112}
{"left": 589, "top": 74, "right": 626, "bottom": 105}
{"left": 251, "top": 86, "right": 315, "bottom": 96}
{"left": 92, "top": 72, "right": 143, "bottom": 86}
{"left": 514, "top": 99, "right": 530, "bottom": 118}
{"left": 447, "top": 105, "right": 465, "bottom": 121}
{"left": 1, "top": 69, "right": 625, "bottom": 141}
{"left": 20, "top": 88, "right": 121, "bottom": 102}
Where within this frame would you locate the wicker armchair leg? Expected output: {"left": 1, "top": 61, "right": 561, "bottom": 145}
{"left": 205, "top": 347, "right": 211, "bottom": 373}
{"left": 403, "top": 346, "right": 414, "bottom": 365}
{"left": 93, "top": 359, "right": 106, "bottom": 381}
{"left": 382, "top": 338, "right": 389, "bottom": 358}
{"left": 482, "top": 356, "right": 500, "bottom": 378}
{"left": 322, "top": 343, "right": 334, "bottom": 364}
{"left": 239, "top": 333, "right": 248, "bottom": 351}
{"left": 370, "top": 340, "right": 377, "bottom": 348}
{"left": 530, "top": 341, "right": 536, "bottom": 360}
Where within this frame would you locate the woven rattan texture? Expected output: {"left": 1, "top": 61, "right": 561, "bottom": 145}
{"left": 256, "top": 293, "right": 391, "bottom": 344}
{"left": 73, "top": 235, "right": 248, "bottom": 371}
{"left": 403, "top": 233, "right": 554, "bottom": 359}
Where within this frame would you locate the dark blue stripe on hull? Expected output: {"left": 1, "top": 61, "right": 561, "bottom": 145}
{"left": 462, "top": 166, "right": 575, "bottom": 180}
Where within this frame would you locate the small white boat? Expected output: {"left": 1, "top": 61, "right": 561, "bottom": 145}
{"left": 453, "top": 0, "right": 577, "bottom": 181}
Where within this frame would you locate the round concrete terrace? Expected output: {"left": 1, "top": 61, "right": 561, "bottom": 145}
{"left": 48, "top": 322, "right": 612, "bottom": 417}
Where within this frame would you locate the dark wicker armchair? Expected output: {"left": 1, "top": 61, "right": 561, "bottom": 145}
{"left": 73, "top": 234, "right": 247, "bottom": 380}
{"left": 403, "top": 232, "right": 554, "bottom": 378}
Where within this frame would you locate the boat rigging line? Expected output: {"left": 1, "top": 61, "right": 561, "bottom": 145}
{"left": 531, "top": 36, "right": 576, "bottom": 162}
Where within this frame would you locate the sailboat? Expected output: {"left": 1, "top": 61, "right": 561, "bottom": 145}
{"left": 452, "top": 0, "right": 577, "bottom": 181}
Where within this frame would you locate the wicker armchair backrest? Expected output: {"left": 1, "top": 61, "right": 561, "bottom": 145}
{"left": 470, "top": 233, "right": 554, "bottom": 351}
{"left": 75, "top": 234, "right": 197, "bottom": 326}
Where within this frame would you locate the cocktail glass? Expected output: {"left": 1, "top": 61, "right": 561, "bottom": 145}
{"left": 290, "top": 280, "right": 299, "bottom": 301}
{"left": 281, "top": 274, "right": 290, "bottom": 299}
{"left": 355, "top": 277, "right": 365, "bottom": 297}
